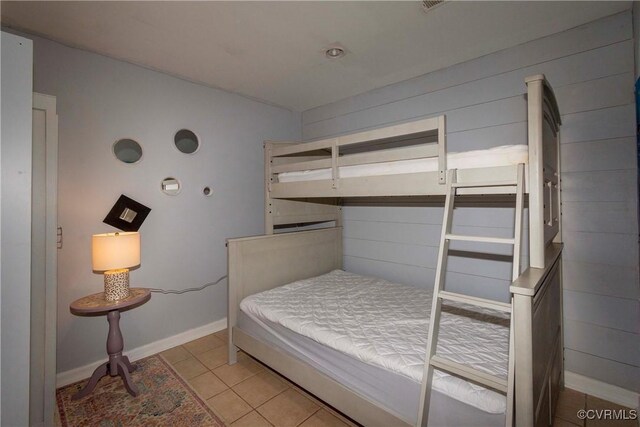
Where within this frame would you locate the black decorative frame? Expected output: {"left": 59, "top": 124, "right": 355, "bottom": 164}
{"left": 103, "top": 195, "right": 151, "bottom": 232}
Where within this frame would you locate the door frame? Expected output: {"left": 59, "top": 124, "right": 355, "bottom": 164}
{"left": 31, "top": 93, "right": 57, "bottom": 426}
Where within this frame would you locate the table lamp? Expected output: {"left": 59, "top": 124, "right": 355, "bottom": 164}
{"left": 92, "top": 232, "right": 140, "bottom": 301}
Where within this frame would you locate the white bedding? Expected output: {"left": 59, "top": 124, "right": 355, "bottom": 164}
{"left": 277, "top": 144, "right": 528, "bottom": 183}
{"left": 240, "top": 270, "right": 510, "bottom": 414}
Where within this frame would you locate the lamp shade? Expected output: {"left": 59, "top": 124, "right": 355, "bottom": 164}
{"left": 92, "top": 232, "right": 140, "bottom": 271}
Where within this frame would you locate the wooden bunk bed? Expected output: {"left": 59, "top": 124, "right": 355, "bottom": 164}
{"left": 227, "top": 74, "right": 563, "bottom": 427}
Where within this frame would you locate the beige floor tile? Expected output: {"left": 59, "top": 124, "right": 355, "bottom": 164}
{"left": 585, "top": 395, "right": 638, "bottom": 427}
{"left": 206, "top": 389, "right": 252, "bottom": 424}
{"left": 184, "top": 334, "right": 225, "bottom": 355}
{"left": 214, "top": 359, "right": 259, "bottom": 386}
{"left": 237, "top": 352, "right": 266, "bottom": 374}
{"left": 171, "top": 356, "right": 209, "bottom": 380}
{"left": 556, "top": 388, "right": 586, "bottom": 426}
{"left": 160, "top": 345, "right": 191, "bottom": 365}
{"left": 187, "top": 371, "right": 229, "bottom": 400}
{"left": 257, "top": 388, "right": 320, "bottom": 427}
{"left": 299, "top": 409, "right": 351, "bottom": 427}
{"left": 231, "top": 411, "right": 273, "bottom": 427}
{"left": 233, "top": 370, "right": 289, "bottom": 408}
{"left": 197, "top": 345, "right": 232, "bottom": 370}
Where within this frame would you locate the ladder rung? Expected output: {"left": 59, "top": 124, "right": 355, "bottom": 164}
{"left": 430, "top": 355, "right": 508, "bottom": 393}
{"left": 445, "top": 234, "right": 515, "bottom": 245}
{"left": 452, "top": 180, "right": 517, "bottom": 189}
{"left": 439, "top": 291, "right": 512, "bottom": 313}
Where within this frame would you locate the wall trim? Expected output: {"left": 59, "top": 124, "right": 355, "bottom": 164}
{"left": 565, "top": 370, "right": 639, "bottom": 409}
{"left": 56, "top": 318, "right": 227, "bottom": 387}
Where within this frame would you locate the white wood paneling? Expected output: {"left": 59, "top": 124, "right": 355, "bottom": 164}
{"left": 343, "top": 238, "right": 438, "bottom": 269}
{"left": 563, "top": 319, "right": 639, "bottom": 367}
{"left": 562, "top": 231, "right": 638, "bottom": 268}
{"left": 560, "top": 104, "right": 635, "bottom": 144}
{"left": 563, "top": 260, "right": 639, "bottom": 300}
{"left": 554, "top": 73, "right": 634, "bottom": 114}
{"left": 563, "top": 290, "right": 639, "bottom": 333}
{"left": 561, "top": 137, "right": 637, "bottom": 172}
{"left": 562, "top": 201, "right": 638, "bottom": 234}
{"left": 302, "top": 11, "right": 639, "bottom": 393}
{"left": 561, "top": 170, "right": 637, "bottom": 202}
{"left": 565, "top": 350, "right": 640, "bottom": 393}
{"left": 344, "top": 255, "right": 436, "bottom": 288}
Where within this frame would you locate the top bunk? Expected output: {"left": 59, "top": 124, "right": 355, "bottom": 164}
{"left": 265, "top": 74, "right": 561, "bottom": 199}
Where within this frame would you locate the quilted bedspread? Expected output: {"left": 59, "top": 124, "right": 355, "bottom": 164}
{"left": 240, "top": 269, "right": 510, "bottom": 414}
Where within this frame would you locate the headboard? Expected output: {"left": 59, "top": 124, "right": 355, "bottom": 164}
{"left": 526, "top": 74, "right": 562, "bottom": 268}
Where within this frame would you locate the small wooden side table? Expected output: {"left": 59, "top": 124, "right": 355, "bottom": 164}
{"left": 70, "top": 288, "right": 151, "bottom": 400}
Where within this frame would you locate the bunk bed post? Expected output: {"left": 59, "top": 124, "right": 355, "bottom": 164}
{"left": 526, "top": 76, "right": 545, "bottom": 269}
{"left": 331, "top": 139, "right": 339, "bottom": 189}
{"left": 513, "top": 292, "right": 534, "bottom": 425}
{"left": 227, "top": 238, "right": 240, "bottom": 365}
{"left": 553, "top": 132, "right": 563, "bottom": 245}
{"left": 438, "top": 115, "right": 447, "bottom": 184}
{"left": 265, "top": 141, "right": 275, "bottom": 234}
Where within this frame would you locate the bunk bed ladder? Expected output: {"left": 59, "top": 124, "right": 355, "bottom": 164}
{"left": 417, "top": 163, "right": 525, "bottom": 427}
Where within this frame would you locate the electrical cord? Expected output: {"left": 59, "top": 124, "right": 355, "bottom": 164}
{"left": 149, "top": 274, "right": 227, "bottom": 295}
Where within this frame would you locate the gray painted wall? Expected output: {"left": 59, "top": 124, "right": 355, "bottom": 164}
{"left": 302, "top": 12, "right": 639, "bottom": 392}
{"left": 22, "top": 34, "right": 300, "bottom": 373}
{"left": 1, "top": 31, "right": 33, "bottom": 426}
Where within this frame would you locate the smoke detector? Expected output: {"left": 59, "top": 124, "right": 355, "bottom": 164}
{"left": 422, "top": 0, "right": 444, "bottom": 13}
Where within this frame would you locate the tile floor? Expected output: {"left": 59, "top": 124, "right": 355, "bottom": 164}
{"left": 160, "top": 329, "right": 358, "bottom": 427}
{"left": 161, "top": 330, "right": 638, "bottom": 427}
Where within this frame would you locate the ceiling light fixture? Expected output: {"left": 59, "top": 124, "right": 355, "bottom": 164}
{"left": 325, "top": 47, "right": 345, "bottom": 59}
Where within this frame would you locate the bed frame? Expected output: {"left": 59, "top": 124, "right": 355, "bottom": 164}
{"left": 227, "top": 74, "right": 563, "bottom": 426}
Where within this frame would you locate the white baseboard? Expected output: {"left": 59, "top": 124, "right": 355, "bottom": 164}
{"left": 56, "top": 317, "right": 227, "bottom": 387}
{"left": 564, "top": 370, "right": 639, "bottom": 409}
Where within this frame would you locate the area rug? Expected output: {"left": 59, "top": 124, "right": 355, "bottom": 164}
{"left": 56, "top": 354, "right": 225, "bottom": 426}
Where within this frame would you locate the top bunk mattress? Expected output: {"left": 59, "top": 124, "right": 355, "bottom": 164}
{"left": 240, "top": 269, "right": 510, "bottom": 414}
{"left": 277, "top": 144, "right": 528, "bottom": 183}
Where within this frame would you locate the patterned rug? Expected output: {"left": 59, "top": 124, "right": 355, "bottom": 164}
{"left": 57, "top": 355, "right": 225, "bottom": 426}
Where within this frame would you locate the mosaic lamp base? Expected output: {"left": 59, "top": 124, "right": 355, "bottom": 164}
{"left": 104, "top": 269, "right": 131, "bottom": 301}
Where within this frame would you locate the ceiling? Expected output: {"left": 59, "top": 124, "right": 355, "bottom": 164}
{"left": 1, "top": 1, "right": 631, "bottom": 111}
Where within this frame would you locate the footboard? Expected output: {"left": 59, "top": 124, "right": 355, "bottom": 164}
{"left": 226, "top": 227, "right": 342, "bottom": 363}
{"left": 511, "top": 243, "right": 563, "bottom": 426}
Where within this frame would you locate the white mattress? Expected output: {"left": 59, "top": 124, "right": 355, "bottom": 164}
{"left": 238, "top": 313, "right": 506, "bottom": 426}
{"left": 240, "top": 270, "right": 510, "bottom": 414}
{"left": 277, "top": 144, "right": 528, "bottom": 183}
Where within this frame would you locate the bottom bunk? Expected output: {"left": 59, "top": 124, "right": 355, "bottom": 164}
{"left": 227, "top": 227, "right": 563, "bottom": 427}
{"left": 238, "top": 269, "right": 508, "bottom": 426}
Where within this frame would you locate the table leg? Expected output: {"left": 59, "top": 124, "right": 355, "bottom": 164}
{"left": 106, "top": 310, "right": 139, "bottom": 396}
{"left": 73, "top": 310, "right": 139, "bottom": 399}
{"left": 117, "top": 360, "right": 139, "bottom": 396}
{"left": 122, "top": 355, "right": 136, "bottom": 373}
{"left": 106, "top": 310, "right": 124, "bottom": 376}
{"left": 71, "top": 361, "right": 108, "bottom": 400}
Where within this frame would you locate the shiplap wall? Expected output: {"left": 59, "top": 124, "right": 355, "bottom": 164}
{"left": 301, "top": 12, "right": 639, "bottom": 393}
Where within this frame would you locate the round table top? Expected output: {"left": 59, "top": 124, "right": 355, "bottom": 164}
{"left": 70, "top": 288, "right": 151, "bottom": 315}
